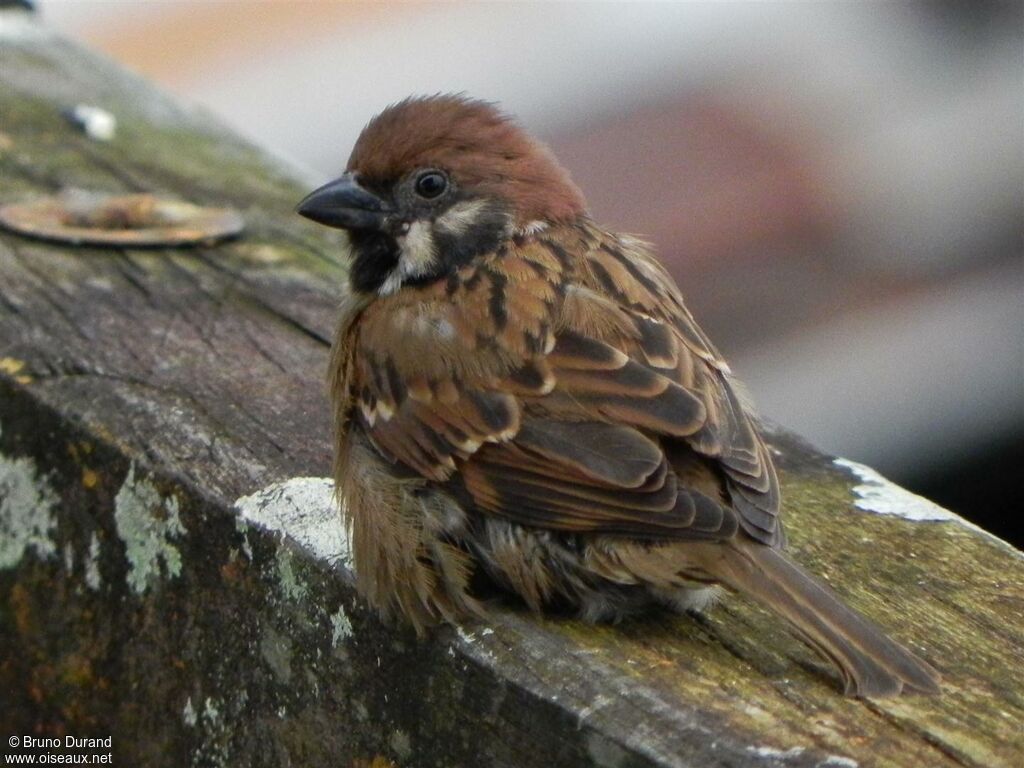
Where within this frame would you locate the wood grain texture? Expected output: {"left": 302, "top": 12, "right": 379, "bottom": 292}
{"left": 0, "top": 15, "right": 1020, "bottom": 768}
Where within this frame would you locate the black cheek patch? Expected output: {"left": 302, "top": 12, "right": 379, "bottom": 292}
{"left": 432, "top": 201, "right": 511, "bottom": 271}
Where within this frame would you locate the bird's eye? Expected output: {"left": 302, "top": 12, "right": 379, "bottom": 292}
{"left": 414, "top": 171, "right": 448, "bottom": 199}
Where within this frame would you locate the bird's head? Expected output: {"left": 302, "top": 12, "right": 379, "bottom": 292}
{"left": 297, "top": 94, "right": 586, "bottom": 295}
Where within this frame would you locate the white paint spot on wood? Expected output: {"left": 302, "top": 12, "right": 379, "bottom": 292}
{"left": 65, "top": 104, "right": 117, "bottom": 141}
{"left": 114, "top": 462, "right": 186, "bottom": 594}
{"left": 835, "top": 458, "right": 955, "bottom": 521}
{"left": 234, "top": 476, "right": 351, "bottom": 568}
{"left": 837, "top": 458, "right": 1021, "bottom": 551}
{"left": 0, "top": 424, "right": 58, "bottom": 569}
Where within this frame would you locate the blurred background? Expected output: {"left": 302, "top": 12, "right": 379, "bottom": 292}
{"left": 36, "top": 1, "right": 1023, "bottom": 544}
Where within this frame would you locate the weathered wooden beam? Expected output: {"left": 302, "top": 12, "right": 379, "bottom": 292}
{"left": 1, "top": 13, "right": 1021, "bottom": 768}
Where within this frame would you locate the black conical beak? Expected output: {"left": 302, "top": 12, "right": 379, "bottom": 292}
{"left": 296, "top": 173, "right": 390, "bottom": 231}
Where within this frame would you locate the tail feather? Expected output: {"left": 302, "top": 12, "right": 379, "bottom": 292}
{"left": 704, "top": 543, "right": 941, "bottom": 697}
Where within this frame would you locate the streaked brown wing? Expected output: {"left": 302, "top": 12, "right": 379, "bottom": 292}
{"left": 460, "top": 418, "right": 739, "bottom": 541}
{"left": 570, "top": 225, "right": 782, "bottom": 545}
{"left": 350, "top": 226, "right": 781, "bottom": 545}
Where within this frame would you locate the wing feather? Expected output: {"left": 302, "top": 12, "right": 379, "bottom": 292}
{"left": 346, "top": 226, "right": 781, "bottom": 546}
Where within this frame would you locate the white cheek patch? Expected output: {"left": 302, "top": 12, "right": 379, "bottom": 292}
{"left": 379, "top": 220, "right": 437, "bottom": 296}
{"left": 401, "top": 220, "right": 436, "bottom": 272}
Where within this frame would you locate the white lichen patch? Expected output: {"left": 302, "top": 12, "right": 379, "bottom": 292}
{"left": 190, "top": 696, "right": 230, "bottom": 767}
{"left": 199, "top": 696, "right": 222, "bottom": 729}
{"left": 821, "top": 757, "right": 859, "bottom": 768}
{"left": 203, "top": 696, "right": 220, "bottom": 722}
{"left": 453, "top": 624, "right": 497, "bottom": 663}
{"left": 84, "top": 533, "right": 102, "bottom": 591}
{"left": 746, "top": 745, "right": 806, "bottom": 761}
{"left": 0, "top": 431, "right": 59, "bottom": 569}
{"left": 330, "top": 605, "right": 354, "bottom": 646}
{"left": 113, "top": 463, "right": 186, "bottom": 594}
{"left": 234, "top": 477, "right": 350, "bottom": 568}
{"left": 182, "top": 696, "right": 198, "bottom": 727}
{"left": 389, "top": 729, "right": 412, "bottom": 762}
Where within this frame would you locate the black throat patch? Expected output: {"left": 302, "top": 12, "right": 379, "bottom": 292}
{"left": 348, "top": 230, "right": 400, "bottom": 293}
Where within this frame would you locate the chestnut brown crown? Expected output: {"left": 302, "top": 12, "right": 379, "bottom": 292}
{"left": 348, "top": 94, "right": 586, "bottom": 226}
{"left": 297, "top": 95, "right": 586, "bottom": 295}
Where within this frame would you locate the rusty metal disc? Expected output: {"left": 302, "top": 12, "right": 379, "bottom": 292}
{"left": 0, "top": 191, "right": 244, "bottom": 247}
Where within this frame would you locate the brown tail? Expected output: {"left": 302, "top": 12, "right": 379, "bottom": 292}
{"left": 702, "top": 543, "right": 941, "bottom": 697}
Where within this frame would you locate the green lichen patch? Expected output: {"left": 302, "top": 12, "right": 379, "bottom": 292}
{"left": 275, "top": 545, "right": 309, "bottom": 604}
{"left": 0, "top": 423, "right": 59, "bottom": 570}
{"left": 113, "top": 462, "right": 185, "bottom": 594}
{"left": 330, "top": 604, "right": 354, "bottom": 647}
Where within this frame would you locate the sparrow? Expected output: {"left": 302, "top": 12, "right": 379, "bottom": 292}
{"left": 297, "top": 95, "right": 940, "bottom": 697}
